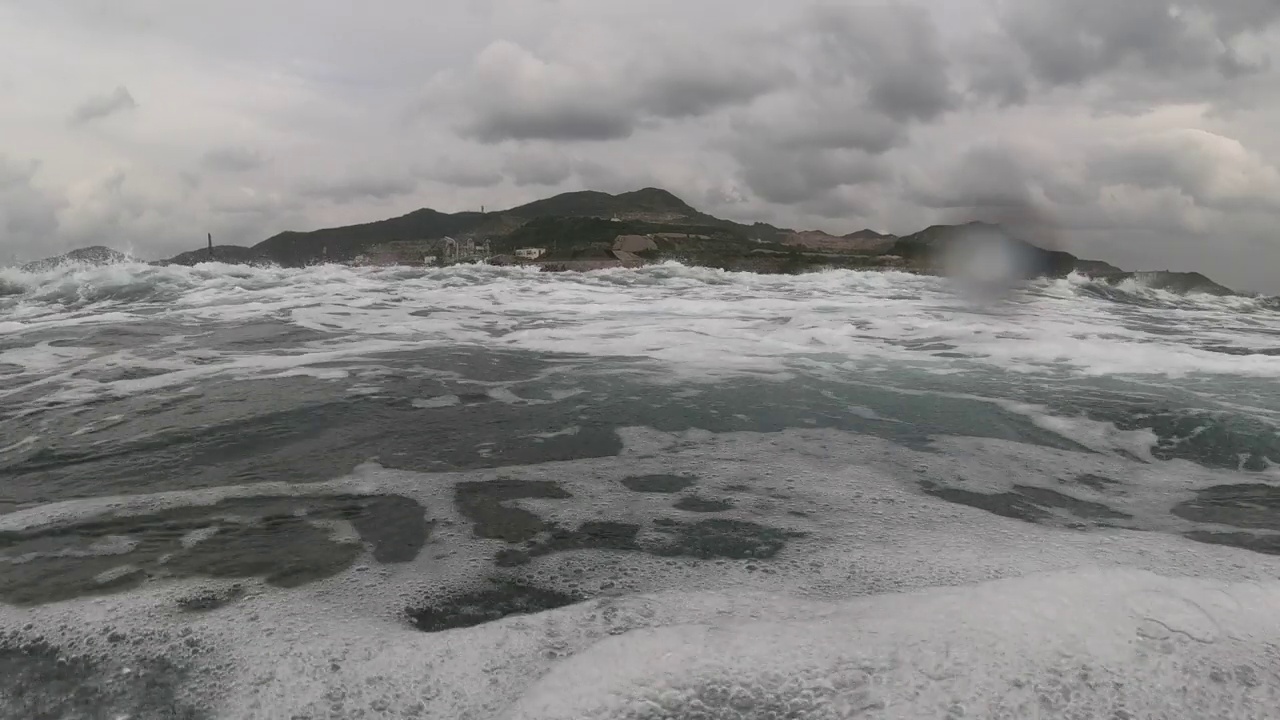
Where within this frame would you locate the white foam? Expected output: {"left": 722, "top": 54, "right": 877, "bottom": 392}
{"left": 992, "top": 398, "right": 1162, "bottom": 461}
{"left": 2, "top": 426, "right": 1279, "bottom": 718}
{"left": 5, "top": 262, "right": 1278, "bottom": 387}
{"left": 511, "top": 570, "right": 1280, "bottom": 719}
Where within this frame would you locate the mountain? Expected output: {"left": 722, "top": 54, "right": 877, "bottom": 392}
{"left": 506, "top": 187, "right": 700, "bottom": 222}
{"left": 891, "top": 222, "right": 1125, "bottom": 279}
{"left": 1112, "top": 271, "right": 1236, "bottom": 297}
{"left": 843, "top": 229, "right": 894, "bottom": 240}
{"left": 149, "top": 187, "right": 1240, "bottom": 295}
{"left": 20, "top": 246, "right": 128, "bottom": 272}
{"left": 161, "top": 245, "right": 270, "bottom": 267}
{"left": 251, "top": 208, "right": 488, "bottom": 267}
{"left": 783, "top": 229, "right": 896, "bottom": 254}
{"left": 199, "top": 187, "right": 792, "bottom": 267}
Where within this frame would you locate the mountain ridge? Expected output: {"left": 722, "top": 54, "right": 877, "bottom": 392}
{"left": 13, "top": 188, "right": 1241, "bottom": 297}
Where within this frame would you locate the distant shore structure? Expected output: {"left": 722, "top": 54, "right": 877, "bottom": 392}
{"left": 515, "top": 248, "right": 546, "bottom": 260}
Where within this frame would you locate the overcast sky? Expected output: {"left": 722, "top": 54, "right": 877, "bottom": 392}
{"left": 1, "top": 1, "right": 1278, "bottom": 291}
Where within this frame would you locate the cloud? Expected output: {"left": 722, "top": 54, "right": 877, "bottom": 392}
{"left": 0, "top": 156, "right": 66, "bottom": 259}
{"left": 201, "top": 146, "right": 267, "bottom": 173}
{"left": 503, "top": 148, "right": 574, "bottom": 187}
{"left": 737, "top": 146, "right": 891, "bottom": 205}
{"left": 717, "top": 5, "right": 964, "bottom": 211}
{"left": 730, "top": 93, "right": 908, "bottom": 156}
{"left": 68, "top": 85, "right": 137, "bottom": 125}
{"left": 997, "top": 0, "right": 1280, "bottom": 88}
{"left": 907, "top": 142, "right": 1068, "bottom": 212}
{"left": 804, "top": 4, "right": 957, "bottom": 122}
{"left": 1088, "top": 128, "right": 1280, "bottom": 213}
{"left": 432, "top": 166, "right": 504, "bottom": 189}
{"left": 297, "top": 174, "right": 419, "bottom": 203}
{"left": 442, "top": 35, "right": 787, "bottom": 143}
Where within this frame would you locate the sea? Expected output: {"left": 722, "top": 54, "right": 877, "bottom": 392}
{"left": 1, "top": 259, "right": 1279, "bottom": 719}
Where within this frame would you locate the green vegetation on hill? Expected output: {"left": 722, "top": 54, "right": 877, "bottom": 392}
{"left": 143, "top": 186, "right": 1240, "bottom": 294}
{"left": 506, "top": 187, "right": 694, "bottom": 220}
{"left": 253, "top": 209, "right": 486, "bottom": 265}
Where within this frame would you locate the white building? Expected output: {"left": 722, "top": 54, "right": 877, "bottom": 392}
{"left": 515, "top": 247, "right": 546, "bottom": 260}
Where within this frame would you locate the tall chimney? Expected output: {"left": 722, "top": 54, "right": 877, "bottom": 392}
{"left": 207, "top": 233, "right": 213, "bottom": 253}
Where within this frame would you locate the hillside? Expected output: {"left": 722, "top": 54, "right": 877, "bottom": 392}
{"left": 162, "top": 245, "right": 269, "bottom": 266}
{"left": 21, "top": 246, "right": 128, "bottom": 272}
{"left": 252, "top": 208, "right": 488, "bottom": 266}
{"left": 783, "top": 230, "right": 896, "bottom": 254}
{"left": 506, "top": 188, "right": 698, "bottom": 222}
{"left": 891, "top": 222, "right": 1124, "bottom": 278}
{"left": 147, "top": 187, "right": 1240, "bottom": 293}
{"left": 225, "top": 187, "right": 796, "bottom": 266}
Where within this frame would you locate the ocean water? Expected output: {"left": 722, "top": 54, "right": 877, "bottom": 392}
{"left": 1, "top": 260, "right": 1279, "bottom": 719}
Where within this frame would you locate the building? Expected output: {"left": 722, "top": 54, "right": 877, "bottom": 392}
{"left": 441, "top": 236, "right": 492, "bottom": 263}
{"left": 515, "top": 247, "right": 546, "bottom": 260}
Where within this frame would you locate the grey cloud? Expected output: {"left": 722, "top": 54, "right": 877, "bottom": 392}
{"left": 503, "top": 149, "right": 573, "bottom": 187}
{"left": 468, "top": 105, "right": 634, "bottom": 143}
{"left": 207, "top": 190, "right": 286, "bottom": 214}
{"left": 962, "top": 39, "right": 1032, "bottom": 106}
{"left": 737, "top": 146, "right": 890, "bottom": 206}
{"left": 797, "top": 189, "right": 875, "bottom": 221}
{"left": 910, "top": 144, "right": 1042, "bottom": 211}
{"left": 1000, "top": 0, "right": 1280, "bottom": 88}
{"left": 895, "top": 132, "right": 1280, "bottom": 292}
{"left": 908, "top": 139, "right": 1108, "bottom": 215}
{"left": 573, "top": 160, "right": 659, "bottom": 196}
{"left": 55, "top": 172, "right": 162, "bottom": 251}
{"left": 729, "top": 93, "right": 909, "bottom": 156}
{"left": 1196, "top": 0, "right": 1280, "bottom": 36}
{"left": 434, "top": 167, "right": 504, "bottom": 189}
{"left": 778, "top": 111, "right": 903, "bottom": 155}
{"left": 726, "top": 95, "right": 905, "bottom": 207}
{"left": 298, "top": 175, "right": 419, "bottom": 203}
{"left": 420, "top": 155, "right": 504, "bottom": 188}
{"left": 450, "top": 37, "right": 785, "bottom": 144}
{"left": 805, "top": 4, "right": 957, "bottom": 122}
{"left": 1217, "top": 42, "right": 1273, "bottom": 78}
{"left": 633, "top": 56, "right": 791, "bottom": 120}
{"left": 718, "top": 3, "right": 959, "bottom": 210}
{"left": 69, "top": 85, "right": 137, "bottom": 125}
{"left": 51, "top": 169, "right": 293, "bottom": 258}
{"left": 0, "top": 156, "right": 66, "bottom": 260}
{"left": 1088, "top": 129, "right": 1280, "bottom": 213}
{"left": 201, "top": 146, "right": 267, "bottom": 173}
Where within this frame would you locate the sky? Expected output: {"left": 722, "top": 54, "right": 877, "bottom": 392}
{"left": 1, "top": 0, "right": 1278, "bottom": 292}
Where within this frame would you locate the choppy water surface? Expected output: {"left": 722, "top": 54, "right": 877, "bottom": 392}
{"left": 2, "top": 261, "right": 1280, "bottom": 718}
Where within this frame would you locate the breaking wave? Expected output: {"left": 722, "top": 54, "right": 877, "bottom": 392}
{"left": 0, "top": 259, "right": 1269, "bottom": 310}
{"left": 2, "top": 261, "right": 1279, "bottom": 383}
